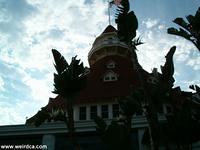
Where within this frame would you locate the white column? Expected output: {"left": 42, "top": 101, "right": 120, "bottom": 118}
{"left": 108, "top": 103, "right": 112, "bottom": 119}
{"left": 42, "top": 134, "right": 55, "bottom": 150}
{"left": 163, "top": 104, "right": 167, "bottom": 114}
{"left": 73, "top": 106, "right": 79, "bottom": 121}
{"left": 97, "top": 104, "right": 101, "bottom": 117}
{"left": 138, "top": 128, "right": 145, "bottom": 150}
{"left": 86, "top": 105, "right": 90, "bottom": 120}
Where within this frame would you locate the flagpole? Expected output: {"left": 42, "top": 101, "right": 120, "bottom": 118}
{"left": 108, "top": 0, "right": 111, "bottom": 25}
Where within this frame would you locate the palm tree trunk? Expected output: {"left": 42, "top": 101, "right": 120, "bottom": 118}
{"left": 126, "top": 116, "right": 132, "bottom": 132}
{"left": 146, "top": 101, "right": 159, "bottom": 150}
{"left": 67, "top": 99, "right": 76, "bottom": 149}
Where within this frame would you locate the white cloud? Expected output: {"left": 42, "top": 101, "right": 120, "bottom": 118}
{"left": 0, "top": 0, "right": 108, "bottom": 125}
{"left": 0, "top": 75, "right": 5, "bottom": 91}
{"left": 0, "top": 102, "right": 24, "bottom": 125}
{"left": 137, "top": 19, "right": 199, "bottom": 91}
{"left": 0, "top": 1, "right": 199, "bottom": 125}
{"left": 0, "top": 100, "right": 45, "bottom": 125}
{"left": 22, "top": 72, "right": 55, "bottom": 104}
{"left": 186, "top": 59, "right": 200, "bottom": 70}
{"left": 143, "top": 18, "right": 158, "bottom": 28}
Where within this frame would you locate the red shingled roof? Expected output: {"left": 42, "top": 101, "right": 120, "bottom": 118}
{"left": 45, "top": 54, "right": 148, "bottom": 110}
{"left": 45, "top": 96, "right": 67, "bottom": 111}
{"left": 41, "top": 25, "right": 148, "bottom": 111}
{"left": 102, "top": 25, "right": 116, "bottom": 34}
{"left": 76, "top": 55, "right": 141, "bottom": 103}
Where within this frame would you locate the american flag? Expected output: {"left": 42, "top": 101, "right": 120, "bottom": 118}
{"left": 109, "top": 0, "right": 122, "bottom": 7}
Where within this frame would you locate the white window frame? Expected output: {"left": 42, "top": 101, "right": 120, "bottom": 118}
{"left": 103, "top": 71, "right": 118, "bottom": 82}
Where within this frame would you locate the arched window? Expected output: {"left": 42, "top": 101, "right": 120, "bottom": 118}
{"left": 103, "top": 71, "right": 118, "bottom": 82}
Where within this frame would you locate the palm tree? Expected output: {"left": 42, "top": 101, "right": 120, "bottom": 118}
{"left": 118, "top": 89, "right": 143, "bottom": 132}
{"left": 167, "top": 7, "right": 200, "bottom": 52}
{"left": 52, "top": 49, "right": 87, "bottom": 148}
{"left": 26, "top": 106, "right": 67, "bottom": 127}
{"left": 164, "top": 89, "right": 200, "bottom": 149}
{"left": 114, "top": 1, "right": 162, "bottom": 149}
{"left": 95, "top": 117, "right": 132, "bottom": 150}
{"left": 114, "top": 1, "right": 179, "bottom": 149}
{"left": 94, "top": 89, "right": 143, "bottom": 150}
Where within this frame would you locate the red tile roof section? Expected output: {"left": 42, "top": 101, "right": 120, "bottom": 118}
{"left": 76, "top": 55, "right": 141, "bottom": 103}
{"left": 46, "top": 55, "right": 149, "bottom": 109}
{"left": 102, "top": 25, "right": 116, "bottom": 34}
{"left": 45, "top": 96, "right": 67, "bottom": 111}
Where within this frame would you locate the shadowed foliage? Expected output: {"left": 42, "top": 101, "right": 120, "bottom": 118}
{"left": 52, "top": 49, "right": 87, "bottom": 149}
{"left": 168, "top": 7, "right": 200, "bottom": 52}
{"left": 160, "top": 46, "right": 176, "bottom": 91}
{"left": 95, "top": 117, "right": 132, "bottom": 150}
{"left": 115, "top": 0, "right": 138, "bottom": 44}
{"left": 26, "top": 107, "right": 66, "bottom": 127}
{"left": 118, "top": 89, "right": 143, "bottom": 131}
{"left": 52, "top": 49, "right": 68, "bottom": 74}
{"left": 52, "top": 49, "right": 87, "bottom": 99}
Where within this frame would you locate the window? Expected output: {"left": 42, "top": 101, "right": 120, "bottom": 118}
{"left": 166, "top": 105, "right": 172, "bottom": 114}
{"left": 112, "top": 104, "right": 119, "bottom": 118}
{"left": 135, "top": 110, "right": 143, "bottom": 116}
{"left": 147, "top": 77, "right": 158, "bottom": 85}
{"left": 101, "top": 105, "right": 108, "bottom": 119}
{"left": 106, "top": 61, "right": 116, "bottom": 69}
{"left": 108, "top": 37, "right": 113, "bottom": 44}
{"left": 90, "top": 105, "right": 97, "bottom": 120}
{"left": 79, "top": 106, "right": 86, "bottom": 120}
{"left": 103, "top": 71, "right": 118, "bottom": 82}
{"left": 158, "top": 105, "right": 164, "bottom": 114}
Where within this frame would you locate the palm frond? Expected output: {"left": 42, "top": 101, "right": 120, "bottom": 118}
{"left": 118, "top": 89, "right": 143, "bottom": 117}
{"left": 167, "top": 27, "right": 191, "bottom": 40}
{"left": 52, "top": 49, "right": 68, "bottom": 74}
{"left": 186, "top": 15, "right": 194, "bottom": 25}
{"left": 115, "top": 0, "right": 138, "bottom": 43}
{"left": 52, "top": 53, "right": 87, "bottom": 99}
{"left": 167, "top": 7, "right": 200, "bottom": 52}
{"left": 132, "top": 37, "right": 143, "bottom": 49}
{"left": 94, "top": 116, "right": 107, "bottom": 134}
{"left": 173, "top": 18, "right": 190, "bottom": 32}
{"left": 160, "top": 46, "right": 176, "bottom": 89}
{"left": 189, "top": 85, "right": 200, "bottom": 94}
{"left": 120, "top": 0, "right": 130, "bottom": 13}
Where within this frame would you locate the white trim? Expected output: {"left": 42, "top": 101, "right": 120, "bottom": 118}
{"left": 97, "top": 104, "right": 101, "bottom": 117}
{"left": 42, "top": 134, "right": 55, "bottom": 150}
{"left": 103, "top": 70, "right": 118, "bottom": 82}
{"left": 86, "top": 106, "right": 90, "bottom": 121}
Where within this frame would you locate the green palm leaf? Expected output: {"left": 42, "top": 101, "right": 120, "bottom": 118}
{"left": 52, "top": 49, "right": 68, "bottom": 74}
{"left": 52, "top": 52, "right": 87, "bottom": 99}
{"left": 115, "top": 0, "right": 138, "bottom": 43}
{"left": 167, "top": 7, "right": 200, "bottom": 52}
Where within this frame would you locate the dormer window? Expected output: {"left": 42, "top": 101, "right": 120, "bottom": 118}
{"left": 147, "top": 77, "right": 158, "bottom": 85}
{"left": 106, "top": 61, "right": 116, "bottom": 69}
{"left": 103, "top": 71, "right": 118, "bottom": 82}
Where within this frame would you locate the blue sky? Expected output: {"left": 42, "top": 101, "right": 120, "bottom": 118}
{"left": 0, "top": 0, "right": 199, "bottom": 125}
